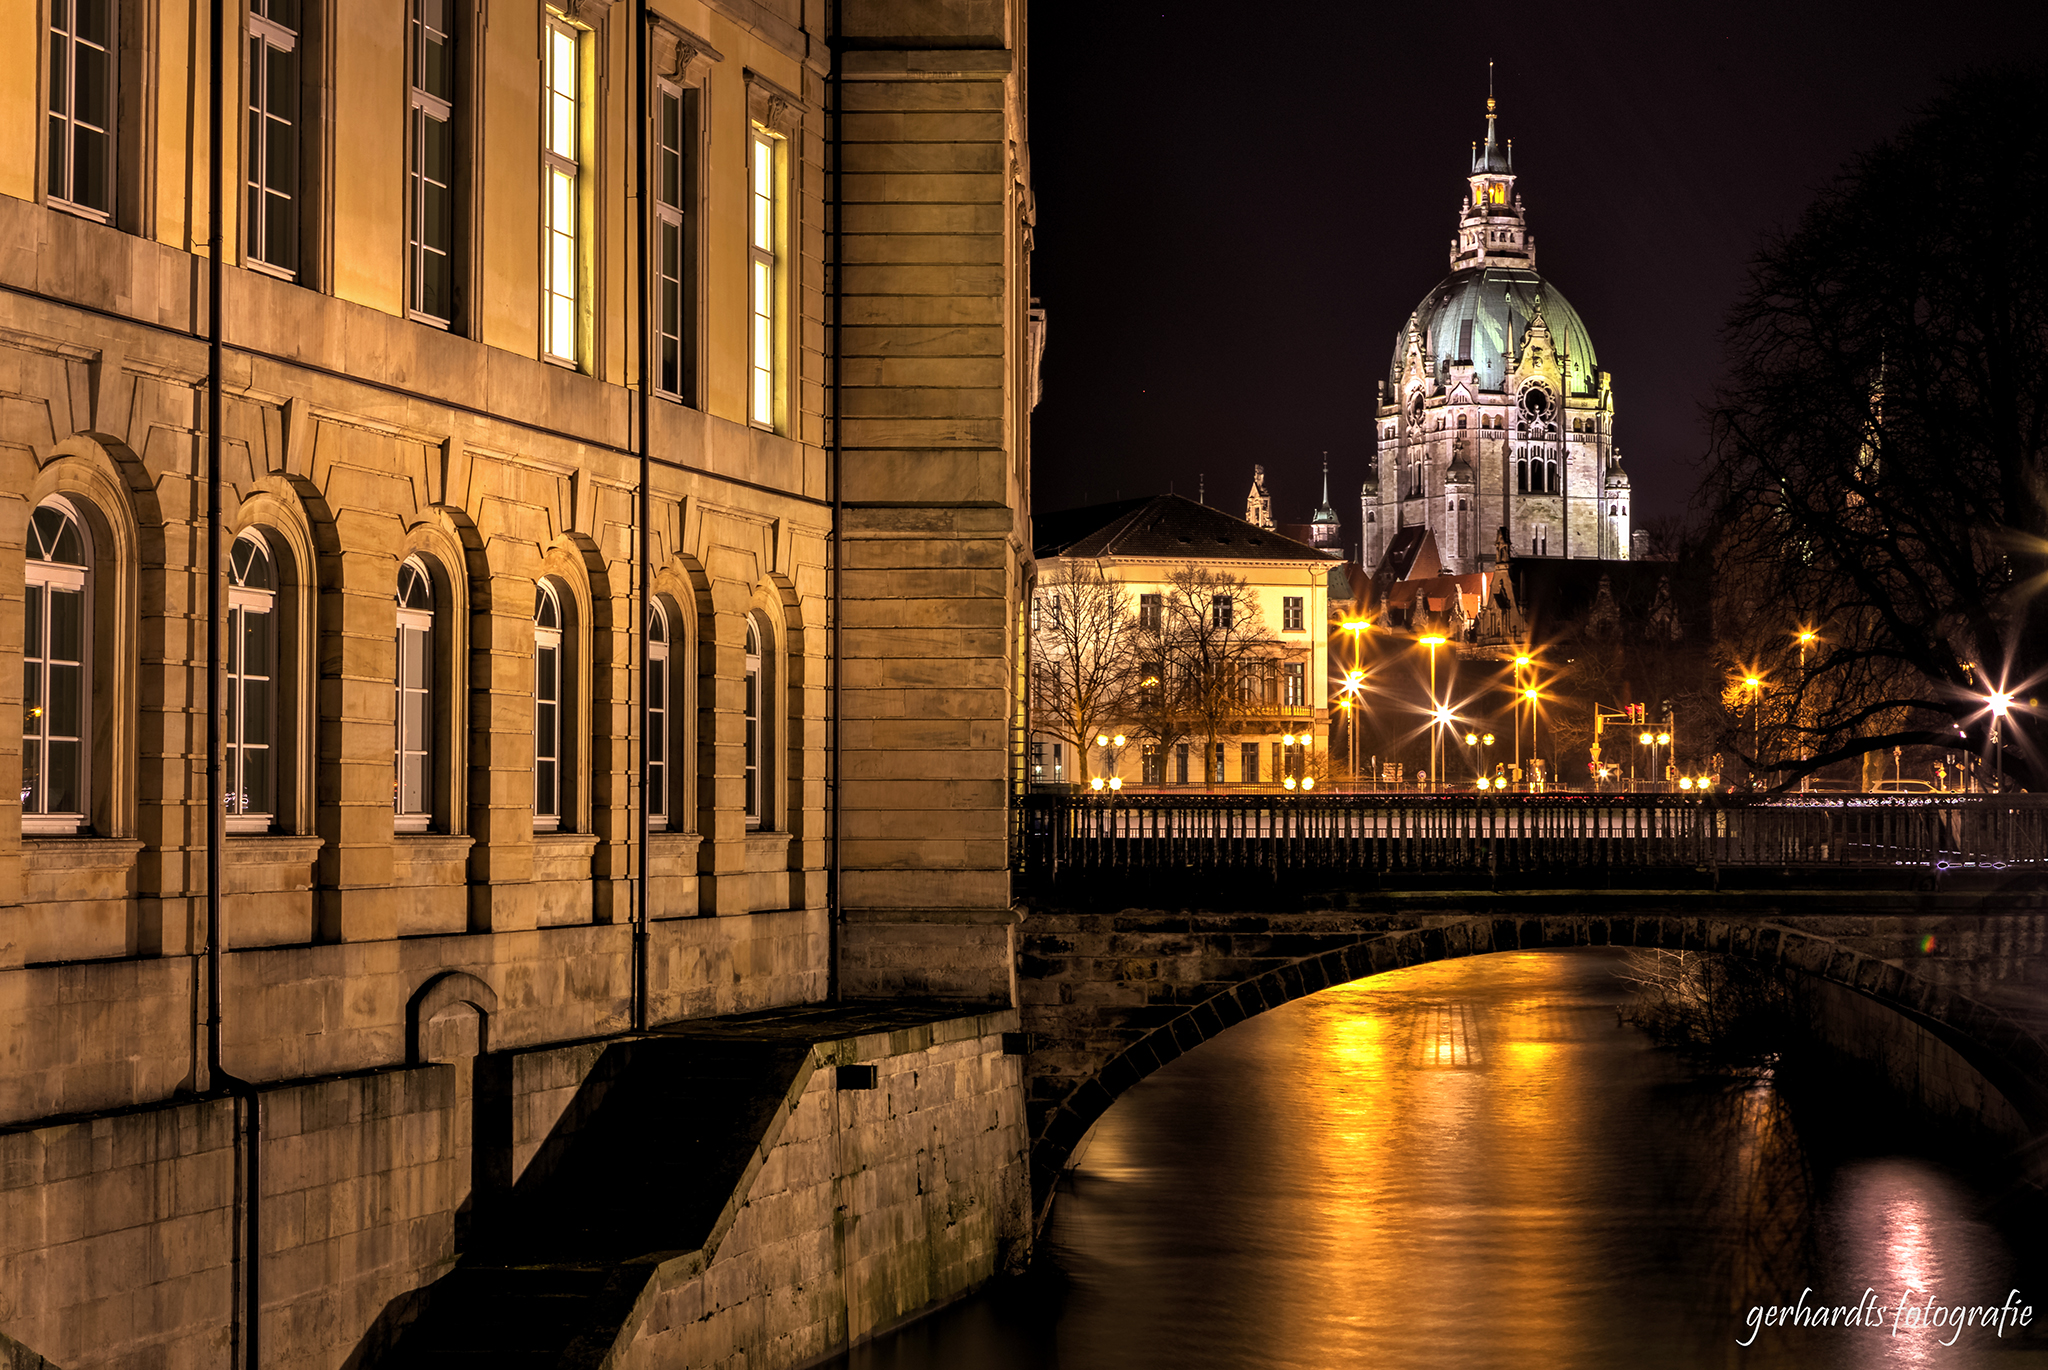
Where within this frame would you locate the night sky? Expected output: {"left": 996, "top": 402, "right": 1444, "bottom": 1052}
{"left": 1024, "top": 2, "right": 2048, "bottom": 536}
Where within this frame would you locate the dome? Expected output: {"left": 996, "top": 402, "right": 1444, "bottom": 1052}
{"left": 1391, "top": 266, "right": 1598, "bottom": 398}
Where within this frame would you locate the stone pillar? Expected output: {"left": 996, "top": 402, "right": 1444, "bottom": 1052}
{"left": 315, "top": 537, "right": 399, "bottom": 940}
{"left": 466, "top": 572, "right": 536, "bottom": 932}
{"left": 833, "top": 12, "right": 1029, "bottom": 1002}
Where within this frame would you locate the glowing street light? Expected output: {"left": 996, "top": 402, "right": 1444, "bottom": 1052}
{"left": 1419, "top": 635, "right": 1450, "bottom": 788}
{"left": 1988, "top": 690, "right": 2016, "bottom": 794}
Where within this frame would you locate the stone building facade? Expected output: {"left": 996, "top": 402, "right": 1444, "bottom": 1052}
{"left": 1364, "top": 91, "right": 1632, "bottom": 576}
{"left": 0, "top": 0, "right": 1034, "bottom": 1364}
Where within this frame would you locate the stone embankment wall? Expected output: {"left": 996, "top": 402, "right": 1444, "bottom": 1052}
{"left": 0, "top": 1011, "right": 1028, "bottom": 1369}
{"left": 615, "top": 1018, "right": 1031, "bottom": 1367}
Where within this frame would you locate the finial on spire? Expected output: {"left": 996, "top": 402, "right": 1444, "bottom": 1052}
{"left": 1321, "top": 451, "right": 1330, "bottom": 502}
{"left": 1488, "top": 59, "right": 1495, "bottom": 114}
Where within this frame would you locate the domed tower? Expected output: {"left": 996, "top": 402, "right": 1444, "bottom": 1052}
{"left": 1369, "top": 75, "right": 1628, "bottom": 575}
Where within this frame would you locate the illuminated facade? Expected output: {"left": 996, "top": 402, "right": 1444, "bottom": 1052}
{"left": 1364, "top": 90, "right": 1631, "bottom": 575}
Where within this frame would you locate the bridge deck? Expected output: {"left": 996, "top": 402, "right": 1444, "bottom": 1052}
{"left": 1019, "top": 793, "right": 2048, "bottom": 887}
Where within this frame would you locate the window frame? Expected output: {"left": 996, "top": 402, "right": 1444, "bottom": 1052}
{"left": 407, "top": 0, "right": 458, "bottom": 326}
{"left": 646, "top": 601, "right": 677, "bottom": 828}
{"left": 742, "top": 616, "right": 765, "bottom": 828}
{"left": 245, "top": 0, "right": 301, "bottom": 278}
{"left": 225, "top": 530, "right": 279, "bottom": 833}
{"left": 23, "top": 498, "right": 93, "bottom": 836}
{"left": 652, "top": 77, "right": 696, "bottom": 403}
{"left": 394, "top": 557, "right": 435, "bottom": 832}
{"left": 747, "top": 125, "right": 783, "bottom": 429}
{"left": 46, "top": 0, "right": 117, "bottom": 221}
{"left": 1282, "top": 596, "right": 1303, "bottom": 632}
{"left": 533, "top": 581, "right": 564, "bottom": 830}
{"left": 541, "top": 14, "right": 581, "bottom": 366}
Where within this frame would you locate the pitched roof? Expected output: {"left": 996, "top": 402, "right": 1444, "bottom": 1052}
{"left": 1032, "top": 494, "right": 1330, "bottom": 563}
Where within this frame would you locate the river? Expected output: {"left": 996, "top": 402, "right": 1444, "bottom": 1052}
{"left": 835, "top": 948, "right": 2045, "bottom": 1370}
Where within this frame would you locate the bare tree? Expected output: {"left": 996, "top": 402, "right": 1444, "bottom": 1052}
{"left": 1145, "top": 565, "right": 1287, "bottom": 784}
{"left": 1030, "top": 561, "right": 1141, "bottom": 780}
{"left": 1700, "top": 67, "right": 2048, "bottom": 788}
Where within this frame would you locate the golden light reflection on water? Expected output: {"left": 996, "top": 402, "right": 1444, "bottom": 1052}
{"left": 852, "top": 948, "right": 2032, "bottom": 1370}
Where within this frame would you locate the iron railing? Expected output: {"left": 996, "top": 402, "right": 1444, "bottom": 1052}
{"left": 1017, "top": 792, "right": 2048, "bottom": 881}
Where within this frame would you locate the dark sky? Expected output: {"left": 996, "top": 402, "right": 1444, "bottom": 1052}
{"left": 1024, "top": 2, "right": 2048, "bottom": 534}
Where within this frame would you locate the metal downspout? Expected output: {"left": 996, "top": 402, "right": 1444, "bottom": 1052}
{"left": 826, "top": 0, "right": 844, "bottom": 1003}
{"left": 205, "top": 3, "right": 260, "bottom": 1365}
{"left": 633, "top": 0, "right": 651, "bottom": 1033}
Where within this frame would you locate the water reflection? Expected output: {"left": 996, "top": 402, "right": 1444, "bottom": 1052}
{"left": 838, "top": 949, "right": 2039, "bottom": 1370}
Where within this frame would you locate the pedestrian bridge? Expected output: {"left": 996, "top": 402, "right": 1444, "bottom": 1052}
{"left": 1013, "top": 793, "right": 2048, "bottom": 1218}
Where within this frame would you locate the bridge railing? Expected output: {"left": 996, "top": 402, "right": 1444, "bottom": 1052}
{"left": 1015, "top": 792, "right": 2048, "bottom": 882}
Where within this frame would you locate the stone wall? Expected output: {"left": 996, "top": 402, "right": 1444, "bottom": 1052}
{"left": 615, "top": 1017, "right": 1031, "bottom": 1368}
{"left": 0, "top": 1066, "right": 467, "bottom": 1370}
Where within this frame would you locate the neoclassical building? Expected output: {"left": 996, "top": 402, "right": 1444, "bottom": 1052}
{"left": 1363, "top": 90, "right": 1632, "bottom": 575}
{"left": 0, "top": 2, "right": 1036, "bottom": 1366}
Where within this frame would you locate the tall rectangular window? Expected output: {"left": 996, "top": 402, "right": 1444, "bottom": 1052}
{"left": 1282, "top": 596, "right": 1303, "bottom": 632}
{"left": 653, "top": 80, "right": 693, "bottom": 401}
{"left": 247, "top": 0, "right": 300, "bottom": 275}
{"left": 1211, "top": 594, "right": 1233, "bottom": 630}
{"left": 542, "top": 17, "right": 580, "bottom": 364}
{"left": 1240, "top": 742, "right": 1260, "bottom": 785}
{"left": 748, "top": 129, "right": 779, "bottom": 427}
{"left": 1283, "top": 661, "right": 1306, "bottom": 708}
{"left": 48, "top": 0, "right": 115, "bottom": 220}
{"left": 1138, "top": 593, "right": 1161, "bottom": 631}
{"left": 395, "top": 560, "right": 435, "bottom": 831}
{"left": 408, "top": 0, "right": 456, "bottom": 323}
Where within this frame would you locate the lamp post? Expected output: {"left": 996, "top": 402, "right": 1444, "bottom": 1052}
{"left": 1512, "top": 654, "right": 1532, "bottom": 776}
{"left": 1987, "top": 691, "right": 2014, "bottom": 794}
{"left": 1522, "top": 685, "right": 1540, "bottom": 791}
{"left": 1341, "top": 620, "right": 1370, "bottom": 788}
{"left": 1796, "top": 629, "right": 1816, "bottom": 791}
{"left": 1744, "top": 675, "right": 1762, "bottom": 784}
{"left": 1091, "top": 732, "right": 1126, "bottom": 792}
{"left": 1420, "top": 634, "right": 1448, "bottom": 790}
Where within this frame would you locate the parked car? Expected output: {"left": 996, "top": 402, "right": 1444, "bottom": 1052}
{"left": 1870, "top": 778, "right": 1937, "bottom": 794}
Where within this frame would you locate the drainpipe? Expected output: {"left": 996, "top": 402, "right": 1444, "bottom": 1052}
{"left": 205, "top": 3, "right": 261, "bottom": 1365}
{"left": 826, "top": 0, "right": 843, "bottom": 1002}
{"left": 633, "top": 0, "right": 650, "bottom": 1033}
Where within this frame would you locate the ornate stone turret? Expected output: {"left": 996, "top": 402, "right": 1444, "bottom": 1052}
{"left": 1453, "top": 64, "right": 1534, "bottom": 272}
{"left": 1246, "top": 464, "right": 1274, "bottom": 531}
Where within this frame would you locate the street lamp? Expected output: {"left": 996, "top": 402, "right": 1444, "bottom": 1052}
{"left": 1420, "top": 635, "right": 1449, "bottom": 788}
{"left": 1743, "top": 675, "right": 1763, "bottom": 780}
{"left": 1338, "top": 664, "right": 1367, "bottom": 790}
{"left": 1511, "top": 654, "right": 1533, "bottom": 776}
{"left": 1796, "top": 629, "right": 1817, "bottom": 790}
{"left": 1988, "top": 691, "right": 2015, "bottom": 794}
{"left": 1094, "top": 733, "right": 1127, "bottom": 790}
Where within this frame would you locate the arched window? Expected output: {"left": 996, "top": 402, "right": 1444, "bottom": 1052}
{"left": 647, "top": 602, "right": 671, "bottom": 827}
{"left": 1546, "top": 458, "right": 1559, "bottom": 494}
{"left": 743, "top": 616, "right": 765, "bottom": 828}
{"left": 1516, "top": 449, "right": 1528, "bottom": 493}
{"left": 227, "top": 532, "right": 277, "bottom": 830}
{"left": 24, "top": 500, "right": 90, "bottom": 834}
{"left": 395, "top": 558, "right": 434, "bottom": 831}
{"left": 534, "top": 582, "right": 562, "bottom": 830}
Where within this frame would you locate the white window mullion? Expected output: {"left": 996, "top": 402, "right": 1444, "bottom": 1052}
{"left": 542, "top": 18, "right": 580, "bottom": 365}
{"left": 748, "top": 130, "right": 779, "bottom": 427}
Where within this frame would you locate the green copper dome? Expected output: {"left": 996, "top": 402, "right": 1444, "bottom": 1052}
{"left": 1391, "top": 266, "right": 1599, "bottom": 398}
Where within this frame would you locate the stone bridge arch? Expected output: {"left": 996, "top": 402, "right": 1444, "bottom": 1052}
{"left": 1024, "top": 911, "right": 2048, "bottom": 1214}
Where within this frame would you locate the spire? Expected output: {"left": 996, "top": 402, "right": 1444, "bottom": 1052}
{"left": 1472, "top": 62, "right": 1511, "bottom": 175}
{"left": 1321, "top": 452, "right": 1330, "bottom": 504}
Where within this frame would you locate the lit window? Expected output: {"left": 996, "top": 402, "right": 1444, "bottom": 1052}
{"left": 542, "top": 18, "right": 580, "bottom": 363}
{"left": 743, "top": 617, "right": 765, "bottom": 827}
{"left": 534, "top": 582, "right": 562, "bottom": 828}
{"left": 408, "top": 0, "right": 456, "bottom": 323}
{"left": 23, "top": 501, "right": 90, "bottom": 834}
{"left": 395, "top": 558, "right": 434, "bottom": 830}
{"left": 1282, "top": 596, "right": 1303, "bottom": 632}
{"left": 47, "top": 0, "right": 115, "bottom": 219}
{"left": 1490, "top": 183, "right": 1506, "bottom": 204}
{"left": 647, "top": 603, "right": 670, "bottom": 825}
{"left": 226, "top": 533, "right": 277, "bottom": 830}
{"left": 247, "top": 0, "right": 301, "bottom": 275}
{"left": 748, "top": 129, "right": 780, "bottom": 426}
{"left": 654, "top": 80, "right": 693, "bottom": 401}
{"left": 1283, "top": 662, "right": 1305, "bottom": 708}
